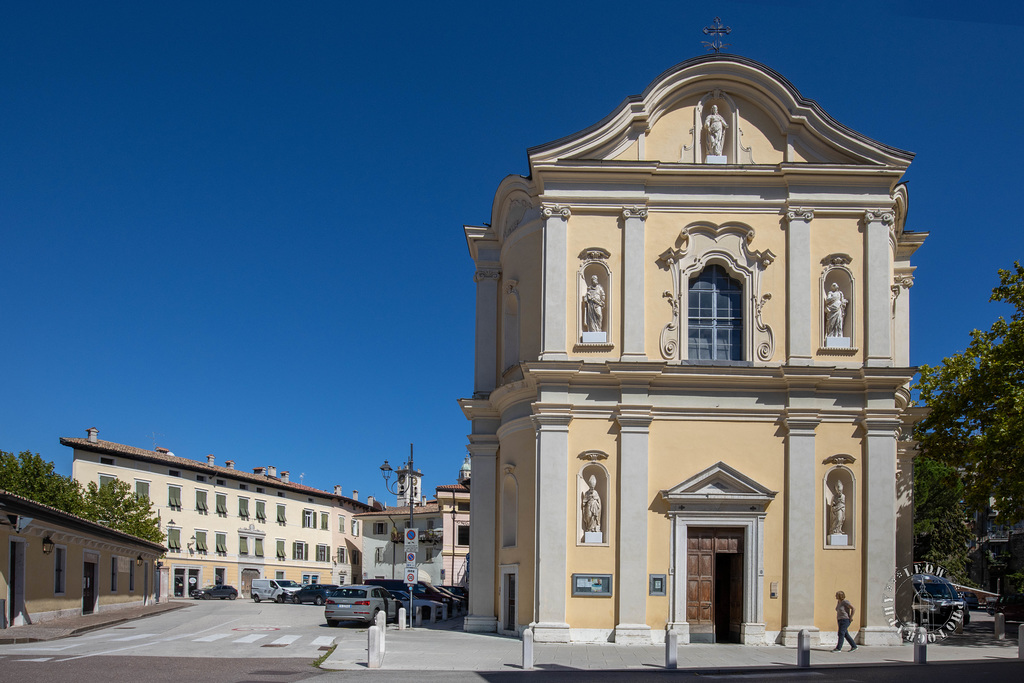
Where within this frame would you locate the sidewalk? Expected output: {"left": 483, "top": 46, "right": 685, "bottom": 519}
{"left": 0, "top": 599, "right": 191, "bottom": 644}
{"left": 321, "top": 616, "right": 1024, "bottom": 672}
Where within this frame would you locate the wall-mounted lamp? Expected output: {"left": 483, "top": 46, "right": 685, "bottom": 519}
{"left": 42, "top": 536, "right": 55, "bottom": 554}
{"left": 136, "top": 554, "right": 144, "bottom": 567}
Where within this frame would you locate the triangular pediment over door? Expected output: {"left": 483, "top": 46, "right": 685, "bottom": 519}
{"left": 661, "top": 461, "right": 777, "bottom": 513}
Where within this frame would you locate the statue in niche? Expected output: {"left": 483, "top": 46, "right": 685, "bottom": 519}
{"left": 704, "top": 105, "right": 728, "bottom": 156}
{"left": 583, "top": 275, "right": 606, "bottom": 332}
{"left": 825, "top": 283, "right": 848, "bottom": 337}
{"left": 830, "top": 480, "right": 846, "bottom": 535}
{"left": 582, "top": 475, "right": 602, "bottom": 533}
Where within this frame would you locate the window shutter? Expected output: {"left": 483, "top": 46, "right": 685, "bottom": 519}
{"left": 239, "top": 499, "right": 249, "bottom": 518}
{"left": 292, "top": 541, "right": 298, "bottom": 560}
{"left": 196, "top": 490, "right": 208, "bottom": 512}
{"left": 256, "top": 501, "right": 266, "bottom": 521}
{"left": 254, "top": 538, "right": 264, "bottom": 557}
{"left": 167, "top": 528, "right": 181, "bottom": 550}
{"left": 277, "top": 505, "right": 287, "bottom": 524}
{"left": 169, "top": 486, "right": 182, "bottom": 508}
{"left": 276, "top": 540, "right": 286, "bottom": 560}
{"left": 216, "top": 533, "right": 227, "bottom": 553}
{"left": 321, "top": 512, "right": 329, "bottom": 530}
{"left": 337, "top": 547, "right": 346, "bottom": 564}
{"left": 195, "top": 531, "right": 208, "bottom": 551}
{"left": 136, "top": 481, "right": 149, "bottom": 500}
{"left": 216, "top": 494, "right": 227, "bottom": 514}
{"left": 239, "top": 536, "right": 248, "bottom": 555}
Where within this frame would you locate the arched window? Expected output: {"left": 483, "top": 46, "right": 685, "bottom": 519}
{"left": 688, "top": 265, "right": 743, "bottom": 361}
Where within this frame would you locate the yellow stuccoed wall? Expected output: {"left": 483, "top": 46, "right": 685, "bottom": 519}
{"left": 810, "top": 217, "right": 867, "bottom": 361}
{"left": 502, "top": 228, "right": 542, "bottom": 365}
{"left": 501, "top": 426, "right": 538, "bottom": 626}
{"left": 564, "top": 213, "right": 623, "bottom": 355}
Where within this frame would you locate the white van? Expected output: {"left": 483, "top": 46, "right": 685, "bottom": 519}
{"left": 251, "top": 578, "right": 302, "bottom": 603}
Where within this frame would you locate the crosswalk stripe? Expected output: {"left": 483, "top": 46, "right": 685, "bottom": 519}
{"left": 111, "top": 633, "right": 157, "bottom": 641}
{"left": 311, "top": 636, "right": 334, "bottom": 647}
{"left": 269, "top": 635, "right": 300, "bottom": 645}
{"left": 232, "top": 633, "right": 268, "bottom": 644}
{"left": 193, "top": 633, "right": 232, "bottom": 642}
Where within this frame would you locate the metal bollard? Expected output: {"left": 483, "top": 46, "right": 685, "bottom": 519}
{"left": 995, "top": 613, "right": 1006, "bottom": 640}
{"left": 376, "top": 610, "right": 386, "bottom": 653}
{"left": 665, "top": 630, "right": 678, "bottom": 669}
{"left": 522, "top": 627, "right": 534, "bottom": 670}
{"left": 398, "top": 606, "right": 407, "bottom": 630}
{"left": 797, "top": 629, "right": 810, "bottom": 668}
{"left": 914, "top": 626, "right": 927, "bottom": 664}
{"left": 415, "top": 606, "right": 423, "bottom": 627}
{"left": 368, "top": 625, "right": 383, "bottom": 669}
{"left": 1019, "top": 624, "right": 1024, "bottom": 659}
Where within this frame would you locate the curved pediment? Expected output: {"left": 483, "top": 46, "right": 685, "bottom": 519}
{"left": 528, "top": 54, "right": 913, "bottom": 169}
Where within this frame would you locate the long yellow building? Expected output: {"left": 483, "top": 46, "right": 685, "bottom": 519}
{"left": 460, "top": 54, "right": 924, "bottom": 646}
{"left": 64, "top": 429, "right": 373, "bottom": 597}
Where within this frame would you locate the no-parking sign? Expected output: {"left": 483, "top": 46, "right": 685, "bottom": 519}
{"left": 404, "top": 528, "right": 418, "bottom": 551}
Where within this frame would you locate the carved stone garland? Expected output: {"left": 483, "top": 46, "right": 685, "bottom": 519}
{"left": 657, "top": 223, "right": 776, "bottom": 361}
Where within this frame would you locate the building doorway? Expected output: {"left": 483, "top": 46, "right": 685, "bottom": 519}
{"left": 82, "top": 561, "right": 97, "bottom": 615}
{"left": 499, "top": 565, "right": 518, "bottom": 635}
{"left": 173, "top": 567, "right": 200, "bottom": 597}
{"left": 8, "top": 540, "right": 26, "bottom": 626}
{"left": 687, "top": 527, "right": 743, "bottom": 643}
{"left": 240, "top": 568, "right": 260, "bottom": 597}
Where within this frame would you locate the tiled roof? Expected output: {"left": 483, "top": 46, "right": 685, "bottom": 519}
{"left": 435, "top": 484, "right": 470, "bottom": 493}
{"left": 60, "top": 437, "right": 373, "bottom": 511}
{"left": 0, "top": 488, "right": 167, "bottom": 553}
{"left": 354, "top": 502, "right": 440, "bottom": 517}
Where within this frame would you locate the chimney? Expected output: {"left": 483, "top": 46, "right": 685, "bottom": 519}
{"left": 225, "top": 460, "right": 235, "bottom": 469}
{"left": 281, "top": 471, "right": 289, "bottom": 483}
{"left": 86, "top": 427, "right": 98, "bottom": 443}
{"left": 334, "top": 484, "right": 342, "bottom": 496}
{"left": 352, "top": 489, "right": 358, "bottom": 501}
{"left": 206, "top": 454, "right": 215, "bottom": 465}
{"left": 268, "top": 465, "right": 277, "bottom": 478}
{"left": 156, "top": 447, "right": 170, "bottom": 454}
{"left": 421, "top": 495, "right": 426, "bottom": 506}
{"left": 367, "top": 495, "right": 375, "bottom": 507}
{"left": 253, "top": 467, "right": 265, "bottom": 475}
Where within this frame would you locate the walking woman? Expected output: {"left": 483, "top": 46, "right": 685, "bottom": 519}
{"left": 833, "top": 590, "right": 858, "bottom": 652}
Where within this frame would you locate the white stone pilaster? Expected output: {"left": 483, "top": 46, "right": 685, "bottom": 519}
{"left": 473, "top": 269, "right": 500, "bottom": 396}
{"left": 464, "top": 438, "right": 499, "bottom": 632}
{"left": 615, "top": 408, "right": 652, "bottom": 643}
{"left": 780, "top": 412, "right": 820, "bottom": 645}
{"left": 621, "top": 206, "right": 648, "bottom": 361}
{"left": 864, "top": 211, "right": 894, "bottom": 367}
{"left": 858, "top": 415, "right": 902, "bottom": 645}
{"left": 540, "top": 205, "right": 570, "bottom": 361}
{"left": 531, "top": 407, "right": 572, "bottom": 642}
{"left": 785, "top": 208, "right": 813, "bottom": 365}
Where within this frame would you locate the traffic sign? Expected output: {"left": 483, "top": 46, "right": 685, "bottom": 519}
{"left": 406, "top": 551, "right": 416, "bottom": 563}
{"left": 404, "top": 528, "right": 418, "bottom": 551}
{"left": 405, "top": 570, "right": 417, "bottom": 585}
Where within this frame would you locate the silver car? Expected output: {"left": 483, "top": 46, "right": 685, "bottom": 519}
{"left": 324, "top": 585, "right": 397, "bottom": 626}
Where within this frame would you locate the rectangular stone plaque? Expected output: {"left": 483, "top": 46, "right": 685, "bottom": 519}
{"left": 583, "top": 531, "right": 603, "bottom": 544}
{"left": 705, "top": 155, "right": 727, "bottom": 164}
{"left": 581, "top": 332, "right": 607, "bottom": 343}
{"left": 828, "top": 534, "right": 849, "bottom": 546}
{"left": 825, "top": 337, "right": 851, "bottom": 348}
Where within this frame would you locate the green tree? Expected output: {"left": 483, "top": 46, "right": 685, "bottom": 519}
{"left": 82, "top": 478, "right": 164, "bottom": 544}
{"left": 915, "top": 262, "right": 1024, "bottom": 523}
{"left": 0, "top": 449, "right": 85, "bottom": 515}
{"left": 912, "top": 458, "right": 972, "bottom": 580}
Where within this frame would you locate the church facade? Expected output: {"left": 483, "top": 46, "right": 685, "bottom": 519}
{"left": 459, "top": 55, "right": 925, "bottom": 646}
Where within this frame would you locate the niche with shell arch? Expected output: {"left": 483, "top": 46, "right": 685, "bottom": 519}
{"left": 820, "top": 254, "right": 856, "bottom": 351}
{"left": 576, "top": 461, "right": 609, "bottom": 545}
{"left": 501, "top": 471, "right": 518, "bottom": 548}
{"left": 577, "top": 248, "right": 612, "bottom": 346}
{"left": 823, "top": 460, "right": 856, "bottom": 549}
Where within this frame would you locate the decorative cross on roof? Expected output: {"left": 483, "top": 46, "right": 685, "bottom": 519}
{"left": 702, "top": 17, "right": 731, "bottom": 53}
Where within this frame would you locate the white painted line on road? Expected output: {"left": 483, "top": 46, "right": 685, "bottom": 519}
{"left": 269, "top": 635, "right": 300, "bottom": 645}
{"left": 16, "top": 658, "right": 53, "bottom": 662}
{"left": 311, "top": 636, "right": 335, "bottom": 647}
{"left": 193, "top": 633, "right": 232, "bottom": 642}
{"left": 232, "top": 633, "right": 268, "bottom": 644}
{"left": 111, "top": 633, "right": 158, "bottom": 641}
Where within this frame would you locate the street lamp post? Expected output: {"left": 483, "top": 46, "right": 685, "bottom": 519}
{"left": 381, "top": 444, "right": 417, "bottom": 628}
{"left": 449, "top": 494, "right": 457, "bottom": 587}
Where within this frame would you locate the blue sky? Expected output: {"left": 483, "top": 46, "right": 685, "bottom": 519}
{"left": 3, "top": 2, "right": 1022, "bottom": 502}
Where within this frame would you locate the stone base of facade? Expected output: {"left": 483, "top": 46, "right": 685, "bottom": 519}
{"left": 740, "top": 622, "right": 767, "bottom": 645}
{"left": 779, "top": 626, "right": 820, "bottom": 647}
{"left": 532, "top": 621, "right": 572, "bottom": 642}
{"left": 857, "top": 625, "right": 902, "bottom": 646}
{"left": 613, "top": 623, "right": 653, "bottom": 644}
{"left": 463, "top": 615, "right": 498, "bottom": 633}
{"left": 666, "top": 621, "right": 690, "bottom": 644}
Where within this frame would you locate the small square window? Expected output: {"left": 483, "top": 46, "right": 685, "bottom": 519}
{"left": 217, "top": 479, "right": 226, "bottom": 486}
{"left": 278, "top": 491, "right": 285, "bottom": 497}
{"left": 257, "top": 487, "right": 265, "bottom": 494}
{"left": 239, "top": 484, "right": 248, "bottom": 491}
{"left": 196, "top": 475, "right": 206, "bottom": 483}
{"left": 100, "top": 457, "right": 115, "bottom": 465}
{"left": 169, "top": 470, "right": 180, "bottom": 477}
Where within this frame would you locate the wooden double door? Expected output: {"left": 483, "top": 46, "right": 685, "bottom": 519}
{"left": 686, "top": 527, "right": 743, "bottom": 643}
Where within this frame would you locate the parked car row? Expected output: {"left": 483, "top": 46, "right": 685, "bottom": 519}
{"left": 190, "top": 584, "right": 238, "bottom": 600}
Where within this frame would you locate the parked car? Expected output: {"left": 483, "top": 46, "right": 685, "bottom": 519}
{"left": 994, "top": 594, "right": 1024, "bottom": 622}
{"left": 191, "top": 584, "right": 238, "bottom": 600}
{"left": 910, "top": 574, "right": 969, "bottom": 627}
{"left": 365, "top": 579, "right": 458, "bottom": 614}
{"left": 290, "top": 583, "right": 339, "bottom": 605}
{"left": 442, "top": 585, "right": 467, "bottom": 601}
{"left": 251, "top": 578, "right": 302, "bottom": 603}
{"left": 958, "top": 590, "right": 980, "bottom": 610}
{"left": 324, "top": 585, "right": 397, "bottom": 626}
{"left": 388, "top": 589, "right": 443, "bottom": 621}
